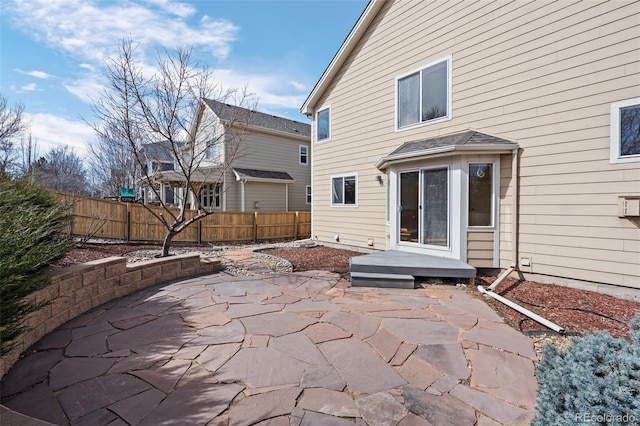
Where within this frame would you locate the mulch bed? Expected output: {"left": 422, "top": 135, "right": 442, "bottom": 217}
{"left": 473, "top": 276, "right": 640, "bottom": 339}
{"left": 49, "top": 243, "right": 161, "bottom": 270}
{"left": 261, "top": 246, "right": 364, "bottom": 273}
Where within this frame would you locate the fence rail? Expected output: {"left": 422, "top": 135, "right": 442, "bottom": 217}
{"left": 57, "top": 193, "right": 311, "bottom": 244}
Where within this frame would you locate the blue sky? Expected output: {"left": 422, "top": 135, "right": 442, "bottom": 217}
{"left": 0, "top": 0, "right": 367, "bottom": 157}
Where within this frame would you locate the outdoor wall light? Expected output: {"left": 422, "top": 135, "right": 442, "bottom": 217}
{"left": 376, "top": 175, "right": 383, "bottom": 185}
{"left": 254, "top": 201, "right": 260, "bottom": 209}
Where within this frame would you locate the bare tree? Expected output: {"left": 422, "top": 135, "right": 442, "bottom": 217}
{"left": 90, "top": 38, "right": 255, "bottom": 257}
{"left": 18, "top": 133, "right": 40, "bottom": 178}
{"left": 33, "top": 146, "right": 89, "bottom": 194}
{"left": 88, "top": 122, "right": 141, "bottom": 198}
{"left": 0, "top": 93, "right": 29, "bottom": 175}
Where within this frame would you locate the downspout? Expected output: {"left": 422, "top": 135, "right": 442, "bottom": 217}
{"left": 285, "top": 183, "right": 289, "bottom": 212}
{"left": 240, "top": 180, "right": 246, "bottom": 212}
{"left": 477, "top": 148, "right": 565, "bottom": 334}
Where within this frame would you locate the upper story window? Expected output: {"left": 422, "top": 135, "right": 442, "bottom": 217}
{"left": 299, "top": 145, "right": 309, "bottom": 165}
{"left": 206, "top": 137, "right": 221, "bottom": 160}
{"left": 331, "top": 174, "right": 357, "bottom": 207}
{"left": 151, "top": 161, "right": 174, "bottom": 173}
{"left": 611, "top": 98, "right": 640, "bottom": 163}
{"left": 397, "top": 56, "right": 451, "bottom": 130}
{"left": 317, "top": 107, "right": 330, "bottom": 142}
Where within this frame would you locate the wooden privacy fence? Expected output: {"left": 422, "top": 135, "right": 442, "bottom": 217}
{"left": 57, "top": 194, "right": 311, "bottom": 244}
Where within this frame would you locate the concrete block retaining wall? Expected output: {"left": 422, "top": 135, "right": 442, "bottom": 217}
{"left": 0, "top": 254, "right": 221, "bottom": 378}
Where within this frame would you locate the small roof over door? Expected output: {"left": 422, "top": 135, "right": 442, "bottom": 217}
{"left": 375, "top": 130, "right": 518, "bottom": 170}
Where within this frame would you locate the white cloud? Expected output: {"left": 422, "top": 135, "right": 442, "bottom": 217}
{"left": 289, "top": 81, "right": 306, "bottom": 91}
{"left": 213, "top": 69, "right": 308, "bottom": 113}
{"left": 63, "top": 76, "right": 107, "bottom": 105}
{"left": 144, "top": 0, "right": 196, "bottom": 18}
{"left": 21, "top": 83, "right": 38, "bottom": 92}
{"left": 27, "top": 113, "right": 96, "bottom": 158}
{"left": 5, "top": 0, "right": 239, "bottom": 63}
{"left": 15, "top": 69, "right": 55, "bottom": 79}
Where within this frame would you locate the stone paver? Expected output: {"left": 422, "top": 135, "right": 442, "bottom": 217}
{"left": 298, "top": 388, "right": 360, "bottom": 417}
{"left": 0, "top": 246, "right": 539, "bottom": 425}
{"left": 227, "top": 387, "right": 301, "bottom": 426}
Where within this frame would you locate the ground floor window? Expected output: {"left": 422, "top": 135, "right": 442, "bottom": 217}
{"left": 331, "top": 174, "right": 356, "bottom": 206}
{"left": 468, "top": 163, "right": 494, "bottom": 227}
{"left": 306, "top": 185, "right": 311, "bottom": 204}
{"left": 200, "top": 184, "right": 221, "bottom": 210}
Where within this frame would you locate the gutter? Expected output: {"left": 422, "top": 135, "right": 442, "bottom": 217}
{"left": 477, "top": 147, "right": 565, "bottom": 334}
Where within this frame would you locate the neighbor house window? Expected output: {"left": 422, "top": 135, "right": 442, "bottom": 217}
{"left": 206, "top": 137, "right": 221, "bottom": 160}
{"left": 317, "top": 107, "right": 330, "bottom": 141}
{"left": 468, "top": 163, "right": 494, "bottom": 227}
{"left": 331, "top": 174, "right": 356, "bottom": 206}
{"left": 200, "top": 184, "right": 221, "bottom": 210}
{"left": 397, "top": 56, "right": 451, "bottom": 129}
{"left": 300, "top": 145, "right": 309, "bottom": 165}
{"left": 306, "top": 185, "right": 312, "bottom": 204}
{"left": 611, "top": 98, "right": 640, "bottom": 163}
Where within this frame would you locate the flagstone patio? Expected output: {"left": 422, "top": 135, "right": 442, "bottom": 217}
{"left": 1, "top": 267, "right": 538, "bottom": 425}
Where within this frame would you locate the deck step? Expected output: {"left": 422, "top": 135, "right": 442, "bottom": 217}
{"left": 350, "top": 272, "right": 415, "bottom": 289}
{"left": 350, "top": 251, "right": 476, "bottom": 279}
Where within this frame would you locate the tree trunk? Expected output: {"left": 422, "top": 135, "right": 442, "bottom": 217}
{"left": 161, "top": 231, "right": 176, "bottom": 257}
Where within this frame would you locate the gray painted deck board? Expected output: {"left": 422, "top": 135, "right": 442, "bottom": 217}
{"left": 350, "top": 251, "right": 476, "bottom": 279}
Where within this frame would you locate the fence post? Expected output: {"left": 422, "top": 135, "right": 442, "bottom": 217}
{"left": 126, "top": 209, "right": 131, "bottom": 242}
{"left": 198, "top": 220, "right": 202, "bottom": 244}
{"left": 253, "top": 212, "right": 258, "bottom": 243}
{"left": 295, "top": 212, "right": 299, "bottom": 240}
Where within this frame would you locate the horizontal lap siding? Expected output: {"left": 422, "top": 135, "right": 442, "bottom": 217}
{"left": 230, "top": 132, "right": 311, "bottom": 212}
{"left": 245, "top": 182, "right": 286, "bottom": 213}
{"left": 312, "top": 0, "right": 640, "bottom": 287}
{"left": 468, "top": 232, "right": 495, "bottom": 269}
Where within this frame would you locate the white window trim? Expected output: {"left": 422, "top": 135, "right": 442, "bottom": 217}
{"left": 330, "top": 172, "right": 358, "bottom": 207}
{"left": 610, "top": 97, "right": 640, "bottom": 164}
{"left": 200, "top": 184, "right": 222, "bottom": 211}
{"left": 395, "top": 55, "right": 452, "bottom": 132}
{"left": 299, "top": 144, "right": 309, "bottom": 165}
{"left": 306, "top": 185, "right": 312, "bottom": 205}
{"left": 316, "top": 105, "right": 331, "bottom": 143}
{"left": 466, "top": 161, "right": 498, "bottom": 230}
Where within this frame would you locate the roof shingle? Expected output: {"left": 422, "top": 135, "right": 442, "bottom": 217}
{"left": 203, "top": 99, "right": 311, "bottom": 138}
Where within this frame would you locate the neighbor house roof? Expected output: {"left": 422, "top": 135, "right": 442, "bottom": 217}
{"left": 375, "top": 130, "right": 519, "bottom": 169}
{"left": 203, "top": 98, "right": 311, "bottom": 138}
{"left": 300, "top": 0, "right": 385, "bottom": 115}
{"left": 141, "top": 140, "right": 184, "bottom": 162}
{"left": 151, "top": 167, "right": 224, "bottom": 185}
{"left": 233, "top": 168, "right": 295, "bottom": 183}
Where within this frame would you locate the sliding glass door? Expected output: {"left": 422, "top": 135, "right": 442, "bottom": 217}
{"left": 399, "top": 166, "right": 449, "bottom": 247}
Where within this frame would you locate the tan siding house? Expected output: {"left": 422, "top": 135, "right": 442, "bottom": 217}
{"left": 301, "top": 0, "right": 640, "bottom": 296}
{"left": 157, "top": 99, "right": 311, "bottom": 213}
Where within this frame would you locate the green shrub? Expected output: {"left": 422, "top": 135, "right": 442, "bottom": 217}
{"left": 0, "top": 175, "right": 72, "bottom": 355}
{"left": 533, "top": 314, "right": 640, "bottom": 425}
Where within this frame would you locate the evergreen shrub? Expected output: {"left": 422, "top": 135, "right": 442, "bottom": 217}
{"left": 533, "top": 314, "right": 640, "bottom": 425}
{"left": 0, "top": 175, "right": 72, "bottom": 355}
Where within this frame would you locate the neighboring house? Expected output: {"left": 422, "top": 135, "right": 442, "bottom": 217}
{"left": 154, "top": 98, "right": 311, "bottom": 212}
{"left": 301, "top": 0, "right": 640, "bottom": 295}
{"left": 140, "top": 140, "right": 183, "bottom": 205}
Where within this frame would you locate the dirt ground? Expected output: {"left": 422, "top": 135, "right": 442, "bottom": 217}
{"left": 52, "top": 242, "right": 639, "bottom": 340}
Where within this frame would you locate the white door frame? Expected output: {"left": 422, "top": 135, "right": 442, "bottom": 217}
{"left": 388, "top": 154, "right": 501, "bottom": 263}
{"left": 389, "top": 157, "right": 464, "bottom": 259}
